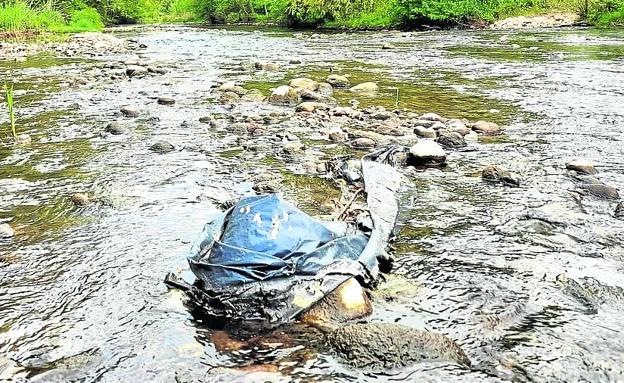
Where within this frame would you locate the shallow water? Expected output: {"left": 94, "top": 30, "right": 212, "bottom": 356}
{"left": 1, "top": 25, "right": 623, "bottom": 382}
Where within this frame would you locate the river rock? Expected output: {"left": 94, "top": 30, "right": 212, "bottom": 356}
{"left": 283, "top": 141, "right": 305, "bottom": 155}
{"left": 120, "top": 106, "right": 139, "bottom": 117}
{"left": 414, "top": 126, "right": 436, "bottom": 138}
{"left": 217, "top": 81, "right": 247, "bottom": 95}
{"left": 447, "top": 119, "right": 470, "bottom": 135}
{"left": 350, "top": 137, "right": 376, "bottom": 149}
{"left": 104, "top": 122, "right": 127, "bottom": 135}
{"left": 465, "top": 131, "right": 479, "bottom": 142}
{"left": 328, "top": 129, "right": 347, "bottom": 142}
{"left": 255, "top": 62, "right": 280, "bottom": 71}
{"left": 580, "top": 183, "right": 620, "bottom": 200}
{"left": 199, "top": 115, "right": 214, "bottom": 124}
{"left": 471, "top": 120, "right": 502, "bottom": 135}
{"left": 71, "top": 193, "right": 90, "bottom": 206}
{"left": 269, "top": 85, "right": 300, "bottom": 105}
{"left": 566, "top": 159, "right": 596, "bottom": 174}
{"left": 482, "top": 165, "right": 520, "bottom": 186}
{"left": 147, "top": 66, "right": 168, "bottom": 75}
{"left": 349, "top": 82, "right": 379, "bottom": 94}
{"left": 408, "top": 141, "right": 446, "bottom": 166}
{"left": 14, "top": 134, "right": 31, "bottom": 145}
{"left": 382, "top": 44, "right": 396, "bottom": 50}
{"left": 420, "top": 112, "right": 445, "bottom": 122}
{"left": 436, "top": 130, "right": 466, "bottom": 148}
{"left": 327, "top": 74, "right": 350, "bottom": 88}
{"left": 0, "top": 223, "right": 15, "bottom": 238}
{"left": 298, "top": 89, "right": 330, "bottom": 102}
{"left": 317, "top": 82, "right": 334, "bottom": 96}
{"left": 289, "top": 78, "right": 319, "bottom": 91}
{"left": 412, "top": 119, "right": 437, "bottom": 128}
{"left": 220, "top": 92, "right": 240, "bottom": 104}
{"left": 240, "top": 89, "right": 265, "bottom": 102}
{"left": 615, "top": 202, "right": 624, "bottom": 219}
{"left": 126, "top": 65, "right": 148, "bottom": 77}
{"left": 150, "top": 141, "right": 175, "bottom": 154}
{"left": 157, "top": 97, "right": 175, "bottom": 105}
{"left": 296, "top": 102, "right": 328, "bottom": 113}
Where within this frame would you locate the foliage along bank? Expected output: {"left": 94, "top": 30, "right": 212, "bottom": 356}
{"left": 1, "top": 0, "right": 623, "bottom": 34}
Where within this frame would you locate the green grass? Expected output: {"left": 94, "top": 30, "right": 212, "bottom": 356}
{"left": 0, "top": 1, "right": 103, "bottom": 34}
{"left": 3, "top": 81, "right": 16, "bottom": 139}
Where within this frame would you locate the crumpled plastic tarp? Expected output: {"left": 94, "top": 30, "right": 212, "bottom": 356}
{"left": 165, "top": 146, "right": 404, "bottom": 326}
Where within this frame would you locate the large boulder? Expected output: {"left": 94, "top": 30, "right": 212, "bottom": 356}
{"left": 349, "top": 82, "right": 379, "bottom": 94}
{"left": 289, "top": 78, "right": 319, "bottom": 91}
{"left": 326, "top": 74, "right": 350, "bottom": 88}
{"left": 269, "top": 85, "right": 300, "bottom": 105}
{"left": 407, "top": 140, "right": 446, "bottom": 166}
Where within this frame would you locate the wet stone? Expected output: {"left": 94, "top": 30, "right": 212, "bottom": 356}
{"left": 240, "top": 89, "right": 265, "bottom": 102}
{"left": 436, "top": 129, "right": 466, "bottom": 149}
{"left": 408, "top": 140, "right": 446, "bottom": 166}
{"left": 615, "top": 202, "right": 624, "bottom": 219}
{"left": 150, "top": 141, "right": 175, "bottom": 154}
{"left": 482, "top": 165, "right": 520, "bottom": 187}
{"left": 157, "top": 97, "right": 175, "bottom": 105}
{"left": 350, "top": 137, "right": 376, "bottom": 149}
{"left": 126, "top": 65, "right": 148, "bottom": 77}
{"left": 71, "top": 193, "right": 90, "bottom": 206}
{"left": 414, "top": 126, "right": 436, "bottom": 138}
{"left": 296, "top": 102, "right": 328, "bottom": 113}
{"left": 269, "top": 85, "right": 300, "bottom": 105}
{"left": 104, "top": 122, "right": 127, "bottom": 135}
{"left": 349, "top": 82, "right": 379, "bottom": 94}
{"left": 470, "top": 120, "right": 502, "bottom": 135}
{"left": 220, "top": 92, "right": 240, "bottom": 104}
{"left": 566, "top": 159, "right": 596, "bottom": 174}
{"left": 326, "top": 74, "right": 350, "bottom": 88}
{"left": 120, "top": 106, "right": 139, "bottom": 117}
{"left": 289, "top": 78, "right": 319, "bottom": 91}
{"left": 199, "top": 115, "right": 214, "bottom": 124}
{"left": 420, "top": 112, "right": 446, "bottom": 122}
{"left": 317, "top": 82, "right": 334, "bottom": 96}
{"left": 580, "top": 183, "right": 620, "bottom": 200}
{"left": 0, "top": 223, "right": 15, "bottom": 238}
{"left": 283, "top": 141, "right": 305, "bottom": 155}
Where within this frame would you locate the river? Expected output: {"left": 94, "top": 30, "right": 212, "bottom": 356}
{"left": 1, "top": 25, "right": 623, "bottom": 382}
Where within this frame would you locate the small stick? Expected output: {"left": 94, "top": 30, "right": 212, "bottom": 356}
{"left": 335, "top": 188, "right": 364, "bottom": 221}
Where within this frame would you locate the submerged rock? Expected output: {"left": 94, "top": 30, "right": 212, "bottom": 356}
{"left": 269, "top": 85, "right": 300, "bottom": 105}
{"left": 104, "top": 122, "right": 127, "bottom": 135}
{"left": 566, "top": 159, "right": 596, "bottom": 174}
{"left": 470, "top": 120, "right": 502, "bottom": 135}
{"left": 349, "top": 82, "right": 379, "bottom": 94}
{"left": 326, "top": 74, "right": 350, "bottom": 88}
{"left": 580, "top": 183, "right": 620, "bottom": 200}
{"left": 0, "top": 223, "right": 15, "bottom": 238}
{"left": 482, "top": 165, "right": 520, "bottom": 187}
{"left": 157, "top": 96, "right": 175, "bottom": 105}
{"left": 407, "top": 140, "right": 446, "bottom": 166}
{"left": 150, "top": 141, "right": 175, "bottom": 154}
{"left": 615, "top": 202, "right": 624, "bottom": 219}
{"left": 120, "top": 106, "right": 139, "bottom": 117}
{"left": 126, "top": 65, "right": 148, "bottom": 77}
{"left": 325, "top": 323, "right": 471, "bottom": 369}
{"left": 220, "top": 92, "right": 240, "bottom": 104}
{"left": 71, "top": 193, "right": 90, "bottom": 206}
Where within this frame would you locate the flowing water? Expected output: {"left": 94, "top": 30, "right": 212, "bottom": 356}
{"left": 1, "top": 25, "right": 624, "bottom": 382}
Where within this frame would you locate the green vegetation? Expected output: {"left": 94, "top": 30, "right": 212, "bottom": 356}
{"left": 0, "top": 0, "right": 623, "bottom": 34}
{"left": 0, "top": 0, "right": 103, "bottom": 33}
{"left": 3, "top": 81, "right": 16, "bottom": 139}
